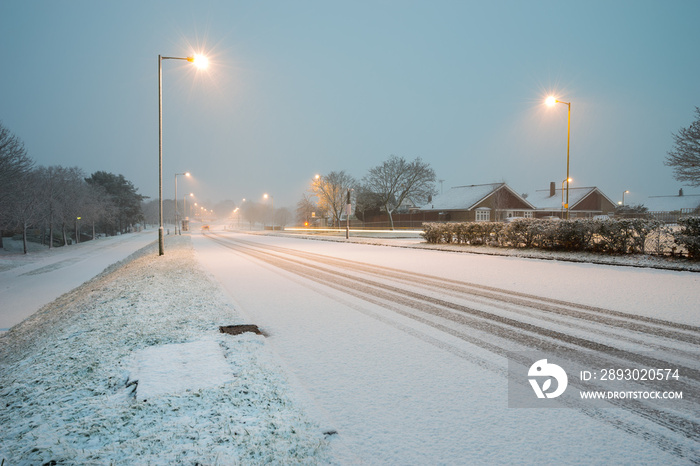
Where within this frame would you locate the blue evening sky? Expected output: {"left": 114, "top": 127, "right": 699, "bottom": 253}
{"left": 1, "top": 0, "right": 699, "bottom": 210}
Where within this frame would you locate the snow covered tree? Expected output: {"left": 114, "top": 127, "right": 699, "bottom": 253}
{"left": 362, "top": 155, "right": 436, "bottom": 230}
{"left": 665, "top": 107, "right": 700, "bottom": 187}
{"left": 85, "top": 171, "right": 145, "bottom": 233}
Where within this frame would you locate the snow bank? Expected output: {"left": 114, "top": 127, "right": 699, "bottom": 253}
{"left": 0, "top": 236, "right": 334, "bottom": 464}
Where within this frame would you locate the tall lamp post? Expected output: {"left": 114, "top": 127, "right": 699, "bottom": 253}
{"left": 622, "top": 190, "right": 629, "bottom": 207}
{"left": 158, "top": 53, "right": 207, "bottom": 255}
{"left": 174, "top": 172, "right": 190, "bottom": 235}
{"left": 546, "top": 96, "right": 572, "bottom": 219}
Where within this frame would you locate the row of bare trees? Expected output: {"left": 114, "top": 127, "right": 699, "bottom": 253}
{"left": 0, "top": 122, "right": 145, "bottom": 253}
{"left": 299, "top": 155, "right": 437, "bottom": 229}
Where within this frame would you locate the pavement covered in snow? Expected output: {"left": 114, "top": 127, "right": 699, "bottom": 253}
{"left": 0, "top": 236, "right": 334, "bottom": 464}
{"left": 0, "top": 230, "right": 158, "bottom": 331}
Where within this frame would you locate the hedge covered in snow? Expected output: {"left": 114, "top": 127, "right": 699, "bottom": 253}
{"left": 421, "top": 218, "right": 699, "bottom": 258}
{"left": 674, "top": 217, "right": 700, "bottom": 259}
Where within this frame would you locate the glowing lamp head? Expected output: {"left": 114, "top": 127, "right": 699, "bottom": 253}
{"left": 545, "top": 96, "right": 557, "bottom": 107}
{"left": 188, "top": 54, "right": 209, "bottom": 69}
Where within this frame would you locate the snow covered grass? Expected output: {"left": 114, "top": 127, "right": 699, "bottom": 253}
{"left": 0, "top": 236, "right": 333, "bottom": 464}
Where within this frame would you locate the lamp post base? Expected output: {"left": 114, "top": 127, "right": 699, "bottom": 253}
{"left": 158, "top": 227, "right": 165, "bottom": 256}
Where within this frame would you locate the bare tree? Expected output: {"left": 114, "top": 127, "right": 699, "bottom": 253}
{"left": 0, "top": 122, "right": 34, "bottom": 248}
{"left": 5, "top": 169, "right": 43, "bottom": 254}
{"left": 666, "top": 107, "right": 700, "bottom": 187}
{"left": 296, "top": 194, "right": 317, "bottom": 226}
{"left": 273, "top": 207, "right": 292, "bottom": 228}
{"left": 35, "top": 166, "right": 62, "bottom": 248}
{"left": 311, "top": 171, "right": 356, "bottom": 227}
{"left": 241, "top": 201, "right": 266, "bottom": 229}
{"left": 362, "top": 155, "right": 436, "bottom": 229}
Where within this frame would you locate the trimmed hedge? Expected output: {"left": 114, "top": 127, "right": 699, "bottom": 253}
{"left": 421, "top": 218, "right": 681, "bottom": 256}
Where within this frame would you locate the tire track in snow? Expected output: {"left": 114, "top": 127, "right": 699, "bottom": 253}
{"left": 204, "top": 233, "right": 700, "bottom": 462}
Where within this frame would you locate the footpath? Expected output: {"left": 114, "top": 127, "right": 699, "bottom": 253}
{"left": 0, "top": 236, "right": 336, "bottom": 464}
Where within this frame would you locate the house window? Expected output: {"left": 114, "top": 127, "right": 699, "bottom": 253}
{"left": 475, "top": 208, "right": 491, "bottom": 222}
{"left": 524, "top": 211, "right": 533, "bottom": 218}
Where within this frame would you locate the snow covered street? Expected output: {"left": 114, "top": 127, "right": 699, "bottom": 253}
{"left": 193, "top": 230, "right": 700, "bottom": 464}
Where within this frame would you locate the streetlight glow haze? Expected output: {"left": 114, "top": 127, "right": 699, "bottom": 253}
{"left": 189, "top": 54, "right": 209, "bottom": 70}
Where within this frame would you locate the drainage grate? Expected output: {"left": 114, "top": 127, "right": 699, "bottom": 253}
{"left": 219, "top": 324, "right": 265, "bottom": 336}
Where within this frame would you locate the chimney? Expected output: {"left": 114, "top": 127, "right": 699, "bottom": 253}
{"left": 550, "top": 182, "right": 556, "bottom": 197}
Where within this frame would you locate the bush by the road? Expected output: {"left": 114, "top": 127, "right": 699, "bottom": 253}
{"left": 674, "top": 217, "right": 700, "bottom": 259}
{"left": 420, "top": 218, "right": 693, "bottom": 257}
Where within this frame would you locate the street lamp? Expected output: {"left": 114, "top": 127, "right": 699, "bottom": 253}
{"left": 622, "top": 190, "right": 629, "bottom": 207}
{"left": 264, "top": 193, "right": 274, "bottom": 230}
{"left": 183, "top": 192, "right": 194, "bottom": 230}
{"left": 75, "top": 216, "right": 82, "bottom": 244}
{"left": 174, "top": 172, "right": 190, "bottom": 235}
{"left": 546, "top": 96, "right": 572, "bottom": 219}
{"left": 158, "top": 53, "right": 208, "bottom": 255}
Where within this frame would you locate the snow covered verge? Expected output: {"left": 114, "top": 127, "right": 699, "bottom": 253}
{"left": 274, "top": 230, "right": 700, "bottom": 272}
{"left": 0, "top": 236, "right": 334, "bottom": 464}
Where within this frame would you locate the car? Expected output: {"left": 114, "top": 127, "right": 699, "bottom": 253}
{"left": 201, "top": 225, "right": 210, "bottom": 231}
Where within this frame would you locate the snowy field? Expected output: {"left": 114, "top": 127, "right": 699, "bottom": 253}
{"left": 1, "top": 228, "right": 698, "bottom": 464}
{"left": 0, "top": 236, "right": 335, "bottom": 464}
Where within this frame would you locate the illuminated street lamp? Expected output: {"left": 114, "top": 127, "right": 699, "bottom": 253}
{"left": 263, "top": 193, "right": 274, "bottom": 230}
{"left": 184, "top": 192, "right": 194, "bottom": 225}
{"left": 158, "top": 53, "right": 208, "bottom": 255}
{"left": 75, "top": 216, "right": 82, "bottom": 244}
{"left": 174, "top": 172, "right": 190, "bottom": 235}
{"left": 546, "top": 96, "right": 572, "bottom": 219}
{"left": 622, "top": 190, "right": 630, "bottom": 207}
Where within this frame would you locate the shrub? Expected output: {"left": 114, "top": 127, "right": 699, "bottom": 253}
{"left": 674, "top": 217, "right": 700, "bottom": 259}
{"left": 501, "top": 219, "right": 538, "bottom": 248}
{"left": 420, "top": 223, "right": 443, "bottom": 244}
{"left": 552, "top": 219, "right": 595, "bottom": 251}
{"left": 421, "top": 218, "right": 668, "bottom": 257}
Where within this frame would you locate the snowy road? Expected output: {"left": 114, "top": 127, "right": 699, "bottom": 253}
{"left": 193, "top": 230, "right": 700, "bottom": 464}
{"left": 0, "top": 230, "right": 157, "bottom": 331}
